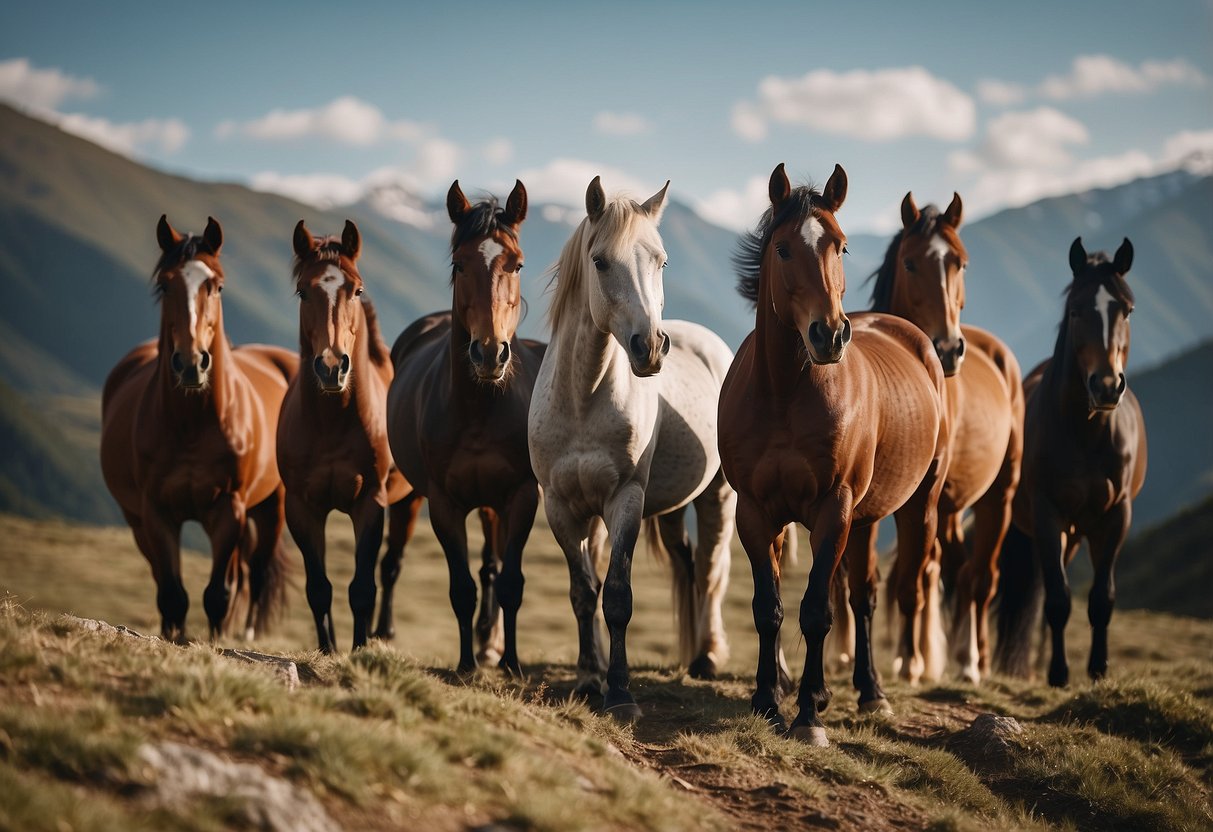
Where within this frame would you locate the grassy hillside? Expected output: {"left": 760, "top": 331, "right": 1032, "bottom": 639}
{"left": 2, "top": 512, "right": 1211, "bottom": 831}
{"left": 1117, "top": 494, "right": 1213, "bottom": 619}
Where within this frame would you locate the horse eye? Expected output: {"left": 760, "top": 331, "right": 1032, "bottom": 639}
{"left": 842, "top": 245, "right": 849, "bottom": 255}
{"left": 517, "top": 263, "right": 524, "bottom": 272}
{"left": 355, "top": 286, "right": 364, "bottom": 297}
{"left": 453, "top": 263, "right": 464, "bottom": 273}
{"left": 775, "top": 243, "right": 790, "bottom": 261}
{"left": 593, "top": 256, "right": 608, "bottom": 272}
{"left": 297, "top": 289, "right": 307, "bottom": 301}
{"left": 216, "top": 284, "right": 222, "bottom": 294}
{"left": 903, "top": 258, "right": 916, "bottom": 273}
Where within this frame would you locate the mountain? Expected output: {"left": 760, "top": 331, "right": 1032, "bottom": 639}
{"left": 1116, "top": 493, "right": 1213, "bottom": 619}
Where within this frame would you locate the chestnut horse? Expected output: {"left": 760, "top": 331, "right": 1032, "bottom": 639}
{"left": 386, "top": 180, "right": 546, "bottom": 675}
{"left": 867, "top": 192, "right": 1023, "bottom": 684}
{"left": 101, "top": 216, "right": 297, "bottom": 641}
{"left": 276, "top": 220, "right": 411, "bottom": 652}
{"left": 994, "top": 238, "right": 1146, "bottom": 685}
{"left": 529, "top": 176, "right": 736, "bottom": 721}
{"left": 718, "top": 164, "right": 947, "bottom": 745}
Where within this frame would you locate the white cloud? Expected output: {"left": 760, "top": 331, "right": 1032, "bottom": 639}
{"left": 0, "top": 57, "right": 100, "bottom": 110}
{"left": 1159, "top": 129, "right": 1213, "bottom": 166}
{"left": 483, "top": 137, "right": 514, "bottom": 165}
{"left": 53, "top": 112, "right": 189, "bottom": 156}
{"left": 514, "top": 158, "right": 653, "bottom": 207}
{"left": 592, "top": 111, "right": 652, "bottom": 136}
{"left": 951, "top": 107, "right": 1089, "bottom": 172}
{"left": 976, "top": 79, "right": 1027, "bottom": 106}
{"left": 695, "top": 175, "right": 770, "bottom": 232}
{"left": 216, "top": 96, "right": 430, "bottom": 147}
{"left": 248, "top": 172, "right": 364, "bottom": 208}
{"left": 732, "top": 66, "right": 975, "bottom": 142}
{"left": 1040, "top": 55, "right": 1206, "bottom": 100}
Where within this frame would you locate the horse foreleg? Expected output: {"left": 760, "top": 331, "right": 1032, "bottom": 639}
{"left": 1087, "top": 500, "right": 1130, "bottom": 681}
{"left": 736, "top": 495, "right": 787, "bottom": 732}
{"left": 202, "top": 496, "right": 245, "bottom": 640}
{"left": 601, "top": 483, "right": 645, "bottom": 721}
{"left": 286, "top": 492, "right": 335, "bottom": 652}
{"left": 349, "top": 498, "right": 386, "bottom": 651}
{"left": 474, "top": 507, "right": 505, "bottom": 665}
{"left": 138, "top": 506, "right": 189, "bottom": 643}
{"left": 545, "top": 498, "right": 602, "bottom": 694}
{"left": 893, "top": 465, "right": 944, "bottom": 686}
{"left": 1034, "top": 499, "right": 1072, "bottom": 687}
{"left": 495, "top": 484, "right": 539, "bottom": 677}
{"left": 966, "top": 482, "right": 1015, "bottom": 682}
{"left": 845, "top": 524, "right": 889, "bottom": 713}
{"left": 790, "top": 492, "right": 854, "bottom": 747}
{"left": 427, "top": 491, "right": 477, "bottom": 673}
{"left": 688, "top": 467, "right": 735, "bottom": 679}
{"left": 375, "top": 490, "right": 422, "bottom": 640}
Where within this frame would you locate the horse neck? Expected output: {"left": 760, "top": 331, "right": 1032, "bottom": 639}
{"left": 753, "top": 268, "right": 810, "bottom": 392}
{"left": 548, "top": 287, "right": 625, "bottom": 408}
{"left": 155, "top": 311, "right": 239, "bottom": 424}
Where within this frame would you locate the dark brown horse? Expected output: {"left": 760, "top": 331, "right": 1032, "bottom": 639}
{"left": 995, "top": 238, "right": 1146, "bottom": 685}
{"left": 100, "top": 216, "right": 297, "bottom": 641}
{"left": 385, "top": 180, "right": 546, "bottom": 675}
{"left": 276, "top": 220, "right": 412, "bottom": 652}
{"left": 718, "top": 164, "right": 947, "bottom": 745}
{"left": 867, "top": 192, "right": 1024, "bottom": 685}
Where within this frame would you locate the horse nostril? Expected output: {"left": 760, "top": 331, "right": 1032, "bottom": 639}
{"left": 1116, "top": 373, "right": 1126, "bottom": 394}
{"left": 660, "top": 331, "right": 671, "bottom": 355}
{"left": 313, "top": 356, "right": 326, "bottom": 377}
{"left": 468, "top": 340, "right": 485, "bottom": 365}
{"left": 630, "top": 333, "right": 647, "bottom": 361}
{"left": 841, "top": 319, "right": 852, "bottom": 345}
{"left": 1088, "top": 375, "right": 1102, "bottom": 396}
{"left": 339, "top": 354, "right": 350, "bottom": 374}
{"left": 199, "top": 351, "right": 211, "bottom": 371}
{"left": 808, "top": 321, "right": 825, "bottom": 348}
{"left": 956, "top": 338, "right": 966, "bottom": 357}
{"left": 498, "top": 341, "right": 510, "bottom": 364}
{"left": 171, "top": 352, "right": 184, "bottom": 374}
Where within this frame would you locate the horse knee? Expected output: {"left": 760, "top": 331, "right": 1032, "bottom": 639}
{"left": 448, "top": 573, "right": 477, "bottom": 619}
{"left": 799, "top": 597, "right": 832, "bottom": 639}
{"left": 497, "top": 567, "right": 525, "bottom": 613}
{"left": 1044, "top": 593, "right": 1071, "bottom": 630}
{"left": 602, "top": 577, "right": 633, "bottom": 631}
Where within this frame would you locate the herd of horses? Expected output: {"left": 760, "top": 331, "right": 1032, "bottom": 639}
{"left": 99, "top": 162, "right": 1146, "bottom": 747}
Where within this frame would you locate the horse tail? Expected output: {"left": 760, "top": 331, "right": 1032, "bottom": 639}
{"left": 922, "top": 555, "right": 947, "bottom": 681}
{"left": 253, "top": 535, "right": 291, "bottom": 634}
{"left": 779, "top": 523, "right": 798, "bottom": 566}
{"left": 644, "top": 516, "right": 697, "bottom": 667}
{"left": 993, "top": 523, "right": 1042, "bottom": 677}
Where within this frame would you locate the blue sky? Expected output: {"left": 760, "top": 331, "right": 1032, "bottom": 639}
{"left": 3, "top": 0, "right": 1210, "bottom": 232}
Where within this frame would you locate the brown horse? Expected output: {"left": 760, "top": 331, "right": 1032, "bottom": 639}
{"left": 719, "top": 164, "right": 947, "bottom": 745}
{"left": 100, "top": 215, "right": 297, "bottom": 641}
{"left": 994, "top": 238, "right": 1146, "bottom": 685}
{"left": 276, "top": 219, "right": 412, "bottom": 652}
{"left": 385, "top": 180, "right": 546, "bottom": 675}
{"left": 867, "top": 192, "right": 1024, "bottom": 684}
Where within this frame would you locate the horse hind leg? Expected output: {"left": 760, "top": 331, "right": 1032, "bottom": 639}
{"left": 1086, "top": 502, "right": 1130, "bottom": 681}
{"left": 648, "top": 509, "right": 696, "bottom": 669}
{"left": 474, "top": 507, "right": 505, "bottom": 665}
{"left": 687, "top": 468, "right": 736, "bottom": 679}
{"left": 375, "top": 490, "right": 422, "bottom": 641}
{"left": 843, "top": 525, "right": 889, "bottom": 713}
{"left": 242, "top": 488, "right": 291, "bottom": 641}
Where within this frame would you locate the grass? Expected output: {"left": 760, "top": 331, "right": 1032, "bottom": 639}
{"left": 1, "top": 512, "right": 1212, "bottom": 831}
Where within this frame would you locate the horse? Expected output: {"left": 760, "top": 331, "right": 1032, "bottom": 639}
{"left": 864, "top": 192, "right": 1023, "bottom": 685}
{"left": 100, "top": 215, "right": 297, "bottom": 642}
{"left": 385, "top": 180, "right": 546, "bottom": 675}
{"left": 993, "top": 238, "right": 1146, "bottom": 685}
{"left": 718, "top": 163, "right": 947, "bottom": 746}
{"left": 528, "top": 176, "right": 736, "bottom": 720}
{"left": 276, "top": 219, "right": 412, "bottom": 652}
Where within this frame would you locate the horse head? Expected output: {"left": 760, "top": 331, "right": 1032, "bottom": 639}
{"left": 1065, "top": 237, "right": 1135, "bottom": 413}
{"left": 447, "top": 180, "right": 527, "bottom": 384}
{"left": 292, "top": 219, "right": 365, "bottom": 393}
{"left": 154, "top": 215, "right": 225, "bottom": 390}
{"left": 763, "top": 163, "right": 851, "bottom": 364}
{"left": 581, "top": 176, "right": 671, "bottom": 377}
{"left": 892, "top": 192, "right": 968, "bottom": 375}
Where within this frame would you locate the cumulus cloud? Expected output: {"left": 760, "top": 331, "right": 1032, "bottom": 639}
{"left": 483, "top": 137, "right": 514, "bottom": 165}
{"left": 695, "top": 175, "right": 770, "bottom": 232}
{"left": 732, "top": 66, "right": 975, "bottom": 142}
{"left": 976, "top": 79, "right": 1027, "bottom": 106}
{"left": 514, "top": 158, "right": 655, "bottom": 207}
{"left": 248, "top": 172, "right": 365, "bottom": 208}
{"left": 592, "top": 111, "right": 652, "bottom": 136}
{"left": 54, "top": 113, "right": 189, "bottom": 156}
{"left": 1040, "top": 55, "right": 1206, "bottom": 99}
{"left": 216, "top": 96, "right": 430, "bottom": 146}
{"left": 0, "top": 57, "right": 100, "bottom": 110}
{"left": 950, "top": 107, "right": 1089, "bottom": 172}
{"left": 1160, "top": 129, "right": 1213, "bottom": 171}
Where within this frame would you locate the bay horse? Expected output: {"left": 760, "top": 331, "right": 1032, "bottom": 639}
{"left": 385, "top": 180, "right": 546, "bottom": 675}
{"left": 100, "top": 215, "right": 297, "bottom": 642}
{"left": 528, "top": 176, "right": 736, "bottom": 721}
{"left": 994, "top": 238, "right": 1146, "bottom": 685}
{"left": 718, "top": 163, "right": 947, "bottom": 745}
{"left": 276, "top": 219, "right": 412, "bottom": 652}
{"left": 866, "top": 192, "right": 1023, "bottom": 685}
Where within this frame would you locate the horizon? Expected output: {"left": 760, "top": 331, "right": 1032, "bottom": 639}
{"left": 2, "top": 1, "right": 1211, "bottom": 234}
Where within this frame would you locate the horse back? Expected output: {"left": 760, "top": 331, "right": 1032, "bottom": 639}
{"left": 390, "top": 311, "right": 451, "bottom": 369}
{"left": 100, "top": 341, "right": 159, "bottom": 516}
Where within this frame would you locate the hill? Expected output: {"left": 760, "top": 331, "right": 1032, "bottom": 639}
{"left": 1117, "top": 494, "right": 1213, "bottom": 619}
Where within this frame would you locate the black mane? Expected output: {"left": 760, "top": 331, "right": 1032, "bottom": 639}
{"left": 451, "top": 197, "right": 517, "bottom": 254}
{"left": 152, "top": 235, "right": 206, "bottom": 281}
{"left": 1052, "top": 251, "right": 1136, "bottom": 361}
{"left": 868, "top": 205, "right": 942, "bottom": 312}
{"left": 291, "top": 236, "right": 348, "bottom": 283}
{"left": 733, "top": 185, "right": 822, "bottom": 306}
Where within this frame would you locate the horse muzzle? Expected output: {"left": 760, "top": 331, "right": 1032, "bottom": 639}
{"left": 171, "top": 350, "right": 211, "bottom": 389}
{"left": 627, "top": 330, "right": 671, "bottom": 377}
{"left": 805, "top": 318, "right": 851, "bottom": 365}
{"left": 468, "top": 339, "right": 511, "bottom": 383}
{"left": 1087, "top": 372, "right": 1126, "bottom": 412}
{"left": 313, "top": 354, "right": 350, "bottom": 392}
{"left": 933, "top": 336, "right": 966, "bottom": 377}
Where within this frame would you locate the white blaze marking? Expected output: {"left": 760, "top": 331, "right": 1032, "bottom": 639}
{"left": 181, "top": 260, "right": 214, "bottom": 335}
{"left": 927, "top": 235, "right": 951, "bottom": 290}
{"left": 318, "top": 266, "right": 344, "bottom": 307}
{"left": 800, "top": 215, "right": 824, "bottom": 250}
{"left": 1094, "top": 285, "right": 1114, "bottom": 348}
{"left": 478, "top": 239, "right": 504, "bottom": 270}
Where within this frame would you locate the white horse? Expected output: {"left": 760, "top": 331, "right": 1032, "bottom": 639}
{"left": 528, "top": 177, "right": 736, "bottom": 721}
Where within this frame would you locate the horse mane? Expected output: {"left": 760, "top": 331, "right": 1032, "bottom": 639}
{"left": 547, "top": 196, "right": 652, "bottom": 330}
{"left": 151, "top": 235, "right": 214, "bottom": 293}
{"left": 450, "top": 197, "right": 517, "bottom": 277}
{"left": 1052, "top": 251, "right": 1136, "bottom": 360}
{"left": 290, "top": 236, "right": 348, "bottom": 285}
{"left": 362, "top": 296, "right": 389, "bottom": 367}
{"left": 868, "top": 205, "right": 943, "bottom": 312}
{"left": 733, "top": 185, "right": 821, "bottom": 307}
{"left": 290, "top": 234, "right": 386, "bottom": 364}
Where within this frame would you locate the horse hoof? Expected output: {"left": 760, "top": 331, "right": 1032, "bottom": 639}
{"left": 960, "top": 668, "right": 981, "bottom": 686}
{"left": 687, "top": 655, "right": 718, "bottom": 680}
{"left": 372, "top": 627, "right": 396, "bottom": 641}
{"left": 498, "top": 658, "right": 523, "bottom": 678}
{"left": 604, "top": 702, "right": 643, "bottom": 723}
{"left": 788, "top": 726, "right": 830, "bottom": 747}
{"left": 859, "top": 698, "right": 892, "bottom": 715}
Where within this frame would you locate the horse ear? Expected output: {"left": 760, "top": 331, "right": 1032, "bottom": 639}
{"left": 900, "top": 192, "right": 919, "bottom": 229}
{"left": 156, "top": 214, "right": 183, "bottom": 252}
{"left": 641, "top": 180, "right": 670, "bottom": 224}
{"left": 293, "top": 220, "right": 315, "bottom": 259}
{"left": 1069, "top": 237, "right": 1087, "bottom": 275}
{"left": 821, "top": 164, "right": 847, "bottom": 213}
{"left": 447, "top": 180, "right": 471, "bottom": 224}
{"left": 202, "top": 216, "right": 223, "bottom": 254}
{"left": 503, "top": 179, "right": 528, "bottom": 227}
{"left": 768, "top": 163, "right": 791, "bottom": 207}
{"left": 943, "top": 192, "right": 963, "bottom": 228}
{"left": 342, "top": 220, "right": 361, "bottom": 261}
{"left": 586, "top": 176, "right": 606, "bottom": 220}
{"left": 1113, "top": 238, "right": 1133, "bottom": 275}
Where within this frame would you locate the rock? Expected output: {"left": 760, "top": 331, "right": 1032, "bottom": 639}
{"left": 948, "top": 713, "right": 1025, "bottom": 771}
{"left": 221, "top": 648, "right": 301, "bottom": 691}
{"left": 137, "top": 741, "right": 342, "bottom": 832}
{"left": 65, "top": 616, "right": 152, "bottom": 640}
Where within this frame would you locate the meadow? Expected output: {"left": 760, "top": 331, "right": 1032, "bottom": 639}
{"left": 2, "top": 510, "right": 1211, "bottom": 831}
